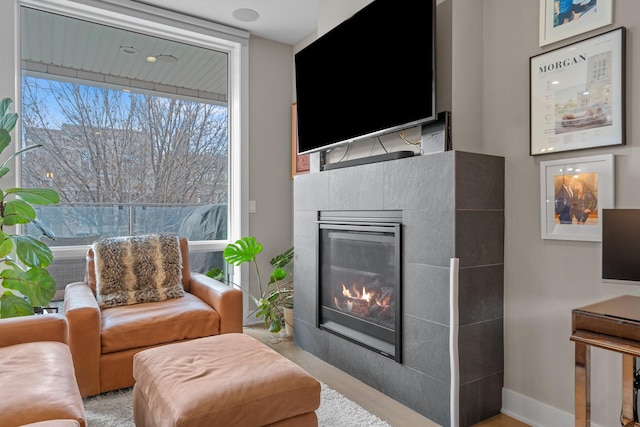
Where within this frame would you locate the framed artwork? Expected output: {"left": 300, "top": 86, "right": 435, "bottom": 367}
{"left": 540, "top": 153, "right": 614, "bottom": 241}
{"left": 291, "top": 103, "right": 309, "bottom": 178}
{"left": 539, "top": 0, "right": 613, "bottom": 47}
{"left": 530, "top": 27, "right": 625, "bottom": 156}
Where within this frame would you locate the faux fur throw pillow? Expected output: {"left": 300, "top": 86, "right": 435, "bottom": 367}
{"left": 93, "top": 233, "right": 185, "bottom": 308}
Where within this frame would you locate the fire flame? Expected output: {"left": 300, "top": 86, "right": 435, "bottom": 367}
{"left": 341, "top": 283, "right": 373, "bottom": 303}
{"left": 375, "top": 293, "right": 391, "bottom": 308}
{"left": 333, "top": 283, "right": 391, "bottom": 312}
{"left": 333, "top": 282, "right": 392, "bottom": 321}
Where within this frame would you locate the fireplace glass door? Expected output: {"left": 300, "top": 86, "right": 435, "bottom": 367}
{"left": 318, "top": 211, "right": 401, "bottom": 361}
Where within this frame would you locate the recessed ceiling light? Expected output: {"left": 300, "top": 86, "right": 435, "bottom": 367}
{"left": 146, "top": 56, "right": 157, "bottom": 63}
{"left": 155, "top": 54, "right": 178, "bottom": 64}
{"left": 120, "top": 46, "right": 138, "bottom": 55}
{"left": 232, "top": 8, "right": 260, "bottom": 22}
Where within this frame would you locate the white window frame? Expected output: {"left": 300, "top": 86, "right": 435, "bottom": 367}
{"left": 15, "top": 0, "right": 250, "bottom": 312}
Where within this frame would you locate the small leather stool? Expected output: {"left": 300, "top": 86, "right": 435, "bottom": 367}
{"left": 133, "top": 333, "right": 321, "bottom": 427}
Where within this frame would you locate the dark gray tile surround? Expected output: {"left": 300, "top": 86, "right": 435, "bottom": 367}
{"left": 293, "top": 151, "right": 505, "bottom": 427}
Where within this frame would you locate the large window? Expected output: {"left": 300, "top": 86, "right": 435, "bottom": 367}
{"left": 17, "top": 2, "right": 247, "bottom": 293}
{"left": 21, "top": 78, "right": 229, "bottom": 239}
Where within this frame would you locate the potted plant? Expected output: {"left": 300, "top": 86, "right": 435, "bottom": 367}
{"left": 0, "top": 98, "right": 60, "bottom": 318}
{"left": 207, "top": 237, "right": 293, "bottom": 334}
{"left": 270, "top": 246, "right": 294, "bottom": 336}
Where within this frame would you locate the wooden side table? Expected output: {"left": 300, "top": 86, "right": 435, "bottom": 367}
{"left": 571, "top": 295, "right": 640, "bottom": 427}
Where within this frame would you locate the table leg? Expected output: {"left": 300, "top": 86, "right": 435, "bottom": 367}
{"left": 622, "top": 354, "right": 635, "bottom": 426}
{"left": 575, "top": 341, "right": 590, "bottom": 427}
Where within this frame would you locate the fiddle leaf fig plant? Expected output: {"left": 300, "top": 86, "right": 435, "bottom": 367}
{"left": 0, "top": 98, "right": 59, "bottom": 318}
{"left": 207, "top": 236, "right": 293, "bottom": 333}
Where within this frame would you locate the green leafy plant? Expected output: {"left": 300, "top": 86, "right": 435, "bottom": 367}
{"left": 0, "top": 98, "right": 60, "bottom": 318}
{"left": 207, "top": 237, "right": 293, "bottom": 333}
{"left": 270, "top": 246, "right": 294, "bottom": 309}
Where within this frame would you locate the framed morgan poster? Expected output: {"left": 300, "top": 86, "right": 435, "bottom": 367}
{"left": 530, "top": 27, "right": 625, "bottom": 156}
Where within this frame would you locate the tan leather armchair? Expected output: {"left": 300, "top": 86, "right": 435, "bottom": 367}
{"left": 0, "top": 314, "right": 86, "bottom": 427}
{"left": 64, "top": 237, "right": 243, "bottom": 397}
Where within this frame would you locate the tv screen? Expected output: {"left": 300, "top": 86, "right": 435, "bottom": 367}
{"left": 294, "top": 0, "right": 436, "bottom": 155}
{"left": 602, "top": 209, "right": 640, "bottom": 283}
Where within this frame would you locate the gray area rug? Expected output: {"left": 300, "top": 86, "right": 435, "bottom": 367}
{"left": 83, "top": 382, "right": 391, "bottom": 426}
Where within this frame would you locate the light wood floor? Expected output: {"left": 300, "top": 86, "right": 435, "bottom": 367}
{"left": 244, "top": 326, "right": 529, "bottom": 427}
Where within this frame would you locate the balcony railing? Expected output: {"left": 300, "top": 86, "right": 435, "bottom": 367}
{"left": 30, "top": 202, "right": 226, "bottom": 240}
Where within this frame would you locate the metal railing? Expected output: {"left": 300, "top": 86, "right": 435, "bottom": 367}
{"left": 30, "top": 202, "right": 223, "bottom": 240}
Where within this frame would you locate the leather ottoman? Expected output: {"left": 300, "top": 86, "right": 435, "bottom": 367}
{"left": 20, "top": 421, "right": 81, "bottom": 427}
{"left": 132, "top": 333, "right": 321, "bottom": 427}
{"left": 0, "top": 315, "right": 86, "bottom": 427}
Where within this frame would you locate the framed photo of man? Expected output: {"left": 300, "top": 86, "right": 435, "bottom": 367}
{"left": 539, "top": 0, "right": 613, "bottom": 47}
{"left": 540, "top": 154, "right": 614, "bottom": 241}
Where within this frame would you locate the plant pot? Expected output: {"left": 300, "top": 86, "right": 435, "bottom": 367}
{"left": 283, "top": 307, "right": 294, "bottom": 337}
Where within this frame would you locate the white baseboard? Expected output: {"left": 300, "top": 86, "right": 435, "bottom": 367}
{"left": 502, "top": 388, "right": 606, "bottom": 427}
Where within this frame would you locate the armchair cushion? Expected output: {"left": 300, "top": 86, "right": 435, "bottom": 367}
{"left": 94, "top": 233, "right": 184, "bottom": 308}
{"left": 100, "top": 292, "right": 220, "bottom": 354}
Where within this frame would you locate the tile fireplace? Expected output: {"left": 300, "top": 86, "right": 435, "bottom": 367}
{"left": 293, "top": 150, "right": 505, "bottom": 427}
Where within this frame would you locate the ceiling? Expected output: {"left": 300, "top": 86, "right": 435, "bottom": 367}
{"left": 21, "top": 7, "right": 231, "bottom": 100}
{"left": 132, "top": 0, "right": 319, "bottom": 46}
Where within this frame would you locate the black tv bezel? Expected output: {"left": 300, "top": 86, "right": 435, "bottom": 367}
{"left": 294, "top": 0, "right": 437, "bottom": 155}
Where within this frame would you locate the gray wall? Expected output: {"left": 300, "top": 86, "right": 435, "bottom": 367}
{"left": 247, "top": 36, "right": 294, "bottom": 298}
{"left": 0, "top": 2, "right": 16, "bottom": 184}
{"left": 482, "top": 1, "right": 640, "bottom": 425}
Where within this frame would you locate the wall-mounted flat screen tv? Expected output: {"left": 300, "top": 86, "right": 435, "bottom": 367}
{"left": 602, "top": 209, "right": 640, "bottom": 284}
{"left": 294, "top": 0, "right": 436, "bottom": 155}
